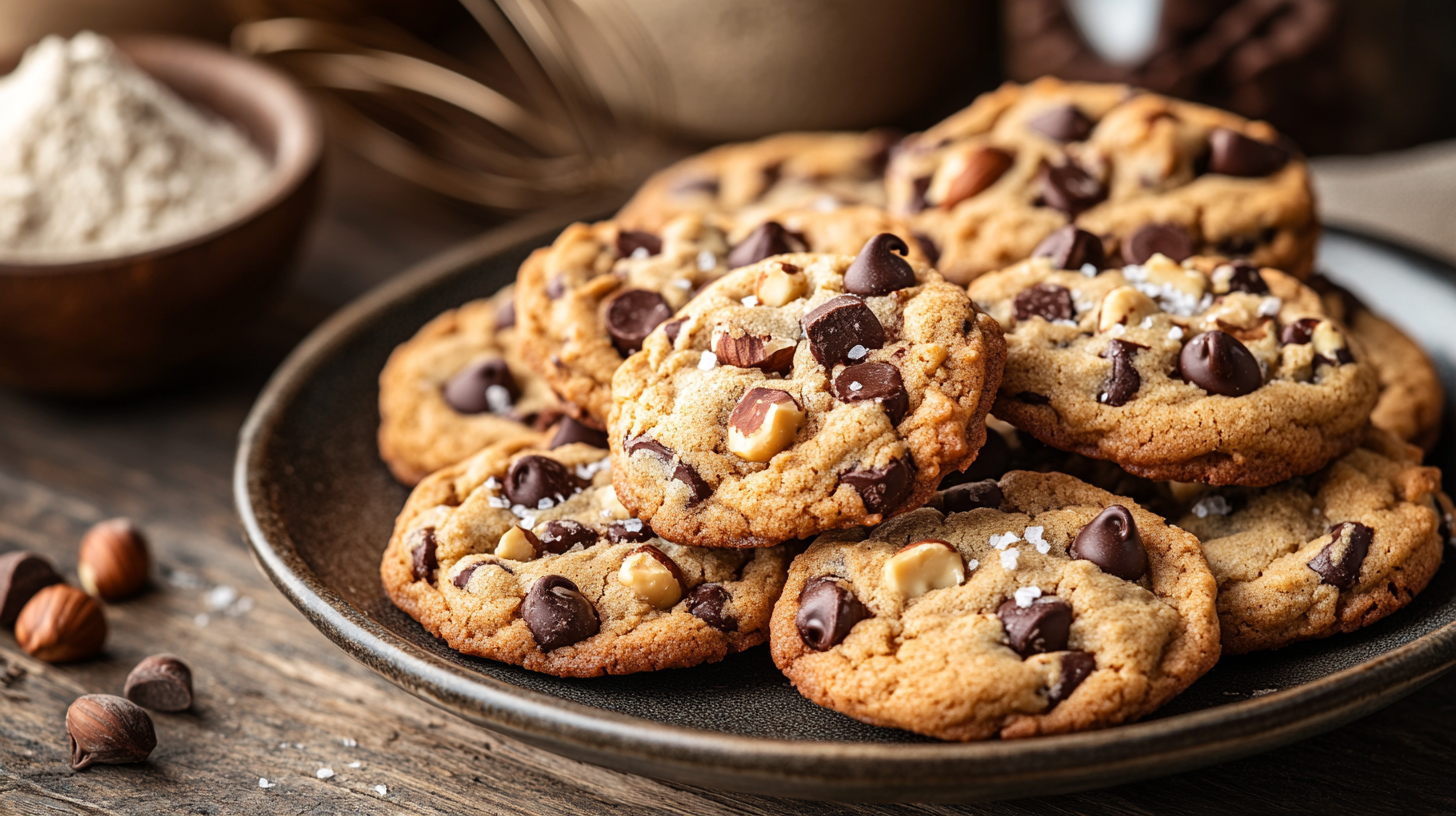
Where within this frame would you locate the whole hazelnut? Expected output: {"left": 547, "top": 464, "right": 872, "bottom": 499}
{"left": 15, "top": 584, "right": 107, "bottom": 662}
{"left": 0, "top": 550, "right": 63, "bottom": 626}
{"left": 124, "top": 654, "right": 193, "bottom": 712}
{"left": 66, "top": 694, "right": 156, "bottom": 769}
{"left": 78, "top": 518, "right": 150, "bottom": 601}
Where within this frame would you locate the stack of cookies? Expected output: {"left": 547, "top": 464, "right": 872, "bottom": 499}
{"left": 376, "top": 77, "right": 1451, "bottom": 742}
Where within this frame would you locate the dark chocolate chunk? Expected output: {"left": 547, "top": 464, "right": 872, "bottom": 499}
{"left": 550, "top": 416, "right": 608, "bottom": 449}
{"left": 495, "top": 297, "right": 516, "bottom": 329}
{"left": 606, "top": 520, "right": 653, "bottom": 544}
{"left": 522, "top": 575, "right": 599, "bottom": 651}
{"left": 1033, "top": 225, "right": 1105, "bottom": 271}
{"left": 1123, "top": 223, "right": 1193, "bottom": 264}
{"left": 0, "top": 551, "right": 63, "bottom": 626}
{"left": 685, "top": 583, "right": 737, "bottom": 632}
{"left": 605, "top": 289, "right": 673, "bottom": 356}
{"left": 672, "top": 462, "right": 712, "bottom": 506}
{"left": 841, "top": 457, "right": 916, "bottom": 515}
{"left": 906, "top": 175, "right": 931, "bottom": 214}
{"left": 1216, "top": 234, "right": 1260, "bottom": 257}
{"left": 1070, "top": 505, "right": 1147, "bottom": 581}
{"left": 1013, "top": 283, "right": 1074, "bottom": 322}
{"left": 1222, "top": 261, "right": 1269, "bottom": 294}
{"left": 409, "top": 527, "right": 437, "bottom": 584}
{"left": 795, "top": 576, "right": 870, "bottom": 651}
{"left": 1016, "top": 391, "right": 1050, "bottom": 405}
{"left": 912, "top": 232, "right": 940, "bottom": 265}
{"left": 1100, "top": 339, "right": 1143, "bottom": 407}
{"left": 503, "top": 455, "right": 587, "bottom": 509}
{"left": 832, "top": 362, "right": 909, "bottom": 425}
{"left": 1179, "top": 331, "right": 1262, "bottom": 396}
{"left": 801, "top": 295, "right": 886, "bottom": 367}
{"left": 615, "top": 230, "right": 662, "bottom": 258}
{"left": 941, "top": 480, "right": 1003, "bottom": 514}
{"left": 940, "top": 147, "right": 1014, "bottom": 209}
{"left": 844, "top": 233, "right": 918, "bottom": 296}
{"left": 442, "top": 359, "right": 520, "bottom": 415}
{"left": 546, "top": 273, "right": 569, "bottom": 299}
{"left": 540, "top": 520, "right": 598, "bottom": 553}
{"left": 1028, "top": 104, "right": 1094, "bottom": 142}
{"left": 727, "top": 221, "right": 807, "bottom": 268}
{"left": 624, "top": 434, "right": 673, "bottom": 460}
{"left": 997, "top": 596, "right": 1072, "bottom": 657}
{"left": 662, "top": 318, "right": 687, "bottom": 345}
{"left": 1208, "top": 128, "right": 1290, "bottom": 177}
{"left": 1280, "top": 317, "right": 1322, "bottom": 346}
{"left": 1036, "top": 161, "right": 1105, "bottom": 217}
{"left": 1309, "top": 522, "right": 1373, "bottom": 589}
{"left": 1049, "top": 651, "right": 1097, "bottom": 706}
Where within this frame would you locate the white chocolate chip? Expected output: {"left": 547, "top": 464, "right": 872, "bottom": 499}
{"left": 883, "top": 540, "right": 965, "bottom": 598}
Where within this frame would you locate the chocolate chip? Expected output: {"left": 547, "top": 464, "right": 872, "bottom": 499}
{"left": 1309, "top": 522, "right": 1373, "bottom": 589}
{"left": 1028, "top": 104, "right": 1093, "bottom": 142}
{"left": 832, "top": 362, "right": 909, "bottom": 425}
{"left": 844, "top": 234, "right": 918, "bottom": 297}
{"left": 1016, "top": 391, "right": 1050, "bottom": 405}
{"left": 941, "top": 480, "right": 1003, "bottom": 513}
{"left": 997, "top": 596, "right": 1072, "bottom": 657}
{"left": 607, "top": 520, "right": 653, "bottom": 544}
{"left": 942, "top": 428, "right": 1010, "bottom": 485}
{"left": 527, "top": 407, "right": 566, "bottom": 431}
{"left": 795, "top": 576, "right": 870, "bottom": 651}
{"left": 409, "top": 528, "right": 437, "bottom": 584}
{"left": 454, "top": 559, "right": 512, "bottom": 588}
{"left": 495, "top": 297, "right": 516, "bottom": 329}
{"left": 1123, "top": 223, "right": 1193, "bottom": 264}
{"left": 1280, "top": 317, "right": 1321, "bottom": 346}
{"left": 605, "top": 289, "right": 673, "bottom": 356}
{"left": 907, "top": 176, "right": 931, "bottom": 213}
{"left": 672, "top": 462, "right": 712, "bottom": 506}
{"left": 546, "top": 274, "right": 569, "bottom": 299}
{"left": 841, "top": 457, "right": 916, "bottom": 515}
{"left": 940, "top": 147, "right": 1014, "bottom": 209}
{"left": 662, "top": 318, "right": 687, "bottom": 345}
{"left": 1222, "top": 261, "right": 1269, "bottom": 295}
{"left": 1216, "top": 234, "right": 1259, "bottom": 257}
{"left": 1013, "top": 282, "right": 1074, "bottom": 323}
{"left": 0, "top": 551, "right": 62, "bottom": 626}
{"left": 624, "top": 434, "right": 673, "bottom": 460}
{"left": 540, "top": 519, "right": 598, "bottom": 553}
{"left": 727, "top": 221, "right": 807, "bottom": 268}
{"left": 550, "top": 416, "right": 608, "bottom": 449}
{"left": 442, "top": 359, "right": 520, "bottom": 415}
{"left": 685, "top": 583, "right": 737, "bottom": 632}
{"left": 1208, "top": 128, "right": 1290, "bottom": 177}
{"left": 1179, "top": 331, "right": 1262, "bottom": 397}
{"left": 1070, "top": 506, "right": 1147, "bottom": 581}
{"left": 802, "top": 295, "right": 886, "bottom": 367}
{"left": 1100, "top": 339, "right": 1143, "bottom": 407}
{"left": 615, "top": 230, "right": 662, "bottom": 258}
{"left": 1037, "top": 161, "right": 1105, "bottom": 217}
{"left": 912, "top": 232, "right": 940, "bottom": 266}
{"left": 1033, "top": 225, "right": 1105, "bottom": 271}
{"left": 1049, "top": 651, "right": 1096, "bottom": 706}
{"left": 503, "top": 455, "right": 587, "bottom": 509}
{"left": 522, "top": 575, "right": 599, "bottom": 651}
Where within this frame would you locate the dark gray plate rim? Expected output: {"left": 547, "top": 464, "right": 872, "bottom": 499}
{"left": 234, "top": 213, "right": 1456, "bottom": 803}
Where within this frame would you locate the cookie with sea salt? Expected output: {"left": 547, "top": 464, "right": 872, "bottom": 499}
{"left": 769, "top": 470, "right": 1219, "bottom": 741}
{"left": 969, "top": 252, "right": 1379, "bottom": 486}
{"left": 608, "top": 235, "right": 1005, "bottom": 548}
{"left": 380, "top": 438, "right": 790, "bottom": 677}
{"left": 378, "top": 287, "right": 575, "bottom": 485}
{"left": 885, "top": 77, "right": 1318, "bottom": 284}
{"left": 1179, "top": 429, "right": 1445, "bottom": 654}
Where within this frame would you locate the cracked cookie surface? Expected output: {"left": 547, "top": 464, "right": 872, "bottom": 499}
{"left": 609, "top": 240, "right": 1005, "bottom": 548}
{"left": 886, "top": 77, "right": 1317, "bottom": 284}
{"left": 769, "top": 470, "right": 1219, "bottom": 741}
{"left": 970, "top": 253, "right": 1379, "bottom": 485}
{"left": 380, "top": 439, "right": 790, "bottom": 677}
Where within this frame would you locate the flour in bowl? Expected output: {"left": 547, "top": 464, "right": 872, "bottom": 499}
{"left": 0, "top": 32, "right": 270, "bottom": 262}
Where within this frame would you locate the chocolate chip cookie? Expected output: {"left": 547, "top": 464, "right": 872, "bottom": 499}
{"left": 516, "top": 210, "right": 930, "bottom": 428}
{"left": 609, "top": 236, "right": 1006, "bottom": 548}
{"left": 616, "top": 131, "right": 895, "bottom": 232}
{"left": 969, "top": 252, "right": 1379, "bottom": 485}
{"left": 769, "top": 470, "right": 1219, "bottom": 741}
{"left": 380, "top": 439, "right": 791, "bottom": 677}
{"left": 378, "top": 287, "right": 570, "bottom": 484}
{"left": 1179, "top": 429, "right": 1445, "bottom": 654}
{"left": 886, "top": 77, "right": 1318, "bottom": 284}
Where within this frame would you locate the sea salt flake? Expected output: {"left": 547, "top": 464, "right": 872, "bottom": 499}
{"left": 348, "top": 761, "right": 362, "bottom": 768}
{"left": 696, "top": 250, "right": 716, "bottom": 272}
{"left": 1013, "top": 586, "right": 1042, "bottom": 608}
{"left": 849, "top": 381, "right": 863, "bottom": 392}
{"left": 966, "top": 559, "right": 979, "bottom": 572}
{"left": 1257, "top": 297, "right": 1283, "bottom": 317}
{"left": 487, "top": 496, "right": 509, "bottom": 509}
{"left": 374, "top": 785, "right": 389, "bottom": 796}
{"left": 339, "top": 738, "right": 357, "bottom": 747}
{"left": 630, "top": 247, "right": 649, "bottom": 260}
{"left": 624, "top": 519, "right": 644, "bottom": 532}
{"left": 484, "top": 476, "right": 500, "bottom": 489}
{"left": 194, "top": 613, "right": 209, "bottom": 628}
{"left": 741, "top": 295, "right": 759, "bottom": 307}
{"left": 485, "top": 385, "right": 513, "bottom": 414}
{"left": 1000, "top": 548, "right": 1020, "bottom": 570}
{"left": 316, "top": 768, "right": 334, "bottom": 780}
{"left": 207, "top": 585, "right": 238, "bottom": 611}
{"left": 1080, "top": 263, "right": 1098, "bottom": 277}
{"left": 698, "top": 351, "right": 717, "bottom": 370}
{"left": 1168, "top": 325, "right": 1184, "bottom": 340}
{"left": 1108, "top": 323, "right": 1126, "bottom": 337}
{"left": 536, "top": 497, "right": 555, "bottom": 510}
{"left": 847, "top": 344, "right": 868, "bottom": 360}
{"left": 258, "top": 778, "right": 275, "bottom": 789}
{"left": 1192, "top": 495, "right": 1232, "bottom": 518}
{"left": 1024, "top": 526, "right": 1050, "bottom": 554}
{"left": 989, "top": 531, "right": 1021, "bottom": 550}
{"left": 1139, "top": 316, "right": 1154, "bottom": 329}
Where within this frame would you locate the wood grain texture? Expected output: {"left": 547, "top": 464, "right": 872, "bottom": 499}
{"left": 2, "top": 151, "right": 1456, "bottom": 814}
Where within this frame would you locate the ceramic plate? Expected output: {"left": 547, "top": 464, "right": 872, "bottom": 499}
{"left": 235, "top": 214, "right": 1456, "bottom": 802}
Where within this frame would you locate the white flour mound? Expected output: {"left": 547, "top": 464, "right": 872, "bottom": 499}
{"left": 0, "top": 32, "right": 270, "bottom": 262}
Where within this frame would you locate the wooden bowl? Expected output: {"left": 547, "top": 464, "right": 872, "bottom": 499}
{"left": 0, "top": 35, "right": 324, "bottom": 395}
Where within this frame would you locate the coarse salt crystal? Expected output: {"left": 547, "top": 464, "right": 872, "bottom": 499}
{"left": 374, "top": 785, "right": 389, "bottom": 796}
{"left": 1139, "top": 316, "right": 1154, "bottom": 329}
{"left": 316, "top": 768, "right": 334, "bottom": 780}
{"left": 849, "top": 381, "right": 863, "bottom": 392}
{"left": 1013, "top": 586, "right": 1042, "bottom": 608}
{"left": 847, "top": 344, "right": 868, "bottom": 360}
{"left": 487, "top": 496, "right": 509, "bottom": 508}
{"left": 1258, "top": 297, "right": 1282, "bottom": 317}
{"left": 484, "top": 476, "right": 500, "bottom": 489}
{"left": 339, "top": 738, "right": 356, "bottom": 747}
{"left": 698, "top": 351, "right": 717, "bottom": 370}
{"left": 1001, "top": 548, "right": 1019, "bottom": 570}
{"left": 741, "top": 295, "right": 759, "bottom": 307}
{"left": 348, "top": 761, "right": 362, "bottom": 768}
{"left": 536, "top": 497, "right": 554, "bottom": 510}
{"left": 630, "top": 247, "right": 649, "bottom": 260}
{"left": 696, "top": 250, "right": 715, "bottom": 272}
{"left": 485, "top": 385, "right": 513, "bottom": 414}
{"left": 989, "top": 531, "right": 1020, "bottom": 550}
{"left": 1192, "top": 495, "right": 1232, "bottom": 518}
{"left": 1080, "top": 263, "right": 1098, "bottom": 277}
{"left": 1168, "top": 325, "right": 1184, "bottom": 340}
{"left": 259, "top": 778, "right": 275, "bottom": 789}
{"left": 966, "top": 558, "right": 980, "bottom": 572}
{"left": 1024, "top": 526, "right": 1050, "bottom": 554}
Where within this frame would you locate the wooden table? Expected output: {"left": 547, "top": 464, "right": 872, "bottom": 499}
{"left": 3, "top": 147, "right": 1456, "bottom": 816}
